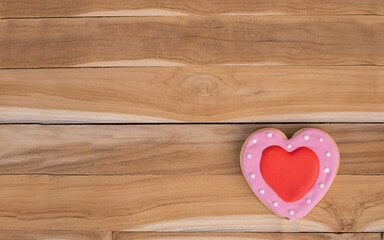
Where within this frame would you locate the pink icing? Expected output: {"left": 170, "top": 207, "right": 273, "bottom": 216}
{"left": 241, "top": 128, "right": 339, "bottom": 220}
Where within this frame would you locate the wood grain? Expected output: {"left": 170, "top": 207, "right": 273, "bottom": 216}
{"left": 0, "top": 230, "right": 111, "bottom": 240}
{"left": 0, "top": 124, "right": 383, "bottom": 175}
{"left": 1, "top": 0, "right": 384, "bottom": 17}
{"left": 0, "top": 1, "right": 382, "bottom": 239}
{"left": 113, "top": 232, "right": 381, "bottom": 240}
{"left": 1, "top": 67, "right": 384, "bottom": 123}
{"left": 0, "top": 175, "right": 382, "bottom": 231}
{"left": 1, "top": 16, "right": 384, "bottom": 68}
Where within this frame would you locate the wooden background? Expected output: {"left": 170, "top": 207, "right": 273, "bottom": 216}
{"left": 0, "top": 0, "right": 383, "bottom": 239}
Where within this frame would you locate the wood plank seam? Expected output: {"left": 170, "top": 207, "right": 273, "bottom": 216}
{"left": 111, "top": 232, "right": 382, "bottom": 240}
{"left": 1, "top": 13, "right": 384, "bottom": 20}
{"left": 2, "top": 65, "right": 384, "bottom": 70}
{"left": 1, "top": 0, "right": 384, "bottom": 18}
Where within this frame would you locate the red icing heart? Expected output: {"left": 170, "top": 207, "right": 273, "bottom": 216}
{"left": 260, "top": 146, "right": 319, "bottom": 202}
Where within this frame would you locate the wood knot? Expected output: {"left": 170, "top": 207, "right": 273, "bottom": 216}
{"left": 181, "top": 73, "right": 221, "bottom": 98}
{"left": 174, "top": 73, "right": 226, "bottom": 105}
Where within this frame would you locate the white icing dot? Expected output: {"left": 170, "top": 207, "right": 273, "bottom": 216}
{"left": 289, "top": 210, "right": 294, "bottom": 215}
{"left": 267, "top": 132, "right": 272, "bottom": 138}
{"left": 319, "top": 183, "right": 324, "bottom": 188}
{"left": 306, "top": 198, "right": 311, "bottom": 204}
{"left": 250, "top": 173, "right": 256, "bottom": 179}
{"left": 273, "top": 201, "right": 278, "bottom": 207}
{"left": 252, "top": 138, "right": 257, "bottom": 144}
{"left": 259, "top": 189, "right": 265, "bottom": 194}
{"left": 326, "top": 151, "right": 331, "bottom": 157}
{"left": 247, "top": 153, "right": 252, "bottom": 159}
{"left": 319, "top": 137, "right": 324, "bottom": 142}
{"left": 304, "top": 134, "right": 309, "bottom": 140}
{"left": 324, "top": 167, "right": 330, "bottom": 173}
{"left": 287, "top": 144, "right": 292, "bottom": 149}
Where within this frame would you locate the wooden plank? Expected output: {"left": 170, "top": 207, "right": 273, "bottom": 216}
{"left": 0, "top": 230, "right": 111, "bottom": 240}
{"left": 113, "top": 232, "right": 381, "bottom": 240}
{"left": 1, "top": 0, "right": 384, "bottom": 18}
{"left": 0, "top": 175, "right": 382, "bottom": 231}
{"left": 1, "top": 17, "right": 384, "bottom": 68}
{"left": 0, "top": 124, "right": 383, "bottom": 175}
{"left": 1, "top": 67, "right": 384, "bottom": 123}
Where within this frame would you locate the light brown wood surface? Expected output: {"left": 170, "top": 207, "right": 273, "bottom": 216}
{"left": 114, "top": 232, "right": 381, "bottom": 240}
{"left": 1, "top": 0, "right": 384, "bottom": 17}
{"left": 1, "top": 16, "right": 384, "bottom": 68}
{"left": 1, "top": 0, "right": 383, "bottom": 238}
{"left": 1, "top": 67, "right": 384, "bottom": 123}
{"left": 0, "top": 175, "right": 383, "bottom": 231}
{"left": 0, "top": 124, "right": 383, "bottom": 175}
{"left": 0, "top": 230, "right": 111, "bottom": 240}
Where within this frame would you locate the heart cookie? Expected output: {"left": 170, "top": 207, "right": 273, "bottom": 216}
{"left": 240, "top": 128, "right": 339, "bottom": 220}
